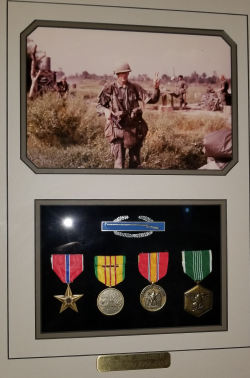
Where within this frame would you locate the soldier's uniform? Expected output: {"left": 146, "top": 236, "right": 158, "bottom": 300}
{"left": 169, "top": 78, "right": 188, "bottom": 108}
{"left": 55, "top": 77, "right": 69, "bottom": 98}
{"left": 97, "top": 66, "right": 160, "bottom": 169}
{"left": 219, "top": 77, "right": 229, "bottom": 106}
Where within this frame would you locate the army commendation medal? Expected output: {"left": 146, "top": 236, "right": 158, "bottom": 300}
{"left": 182, "top": 250, "right": 213, "bottom": 317}
{"left": 95, "top": 256, "right": 126, "bottom": 316}
{"left": 138, "top": 252, "right": 169, "bottom": 312}
{"left": 51, "top": 254, "right": 84, "bottom": 313}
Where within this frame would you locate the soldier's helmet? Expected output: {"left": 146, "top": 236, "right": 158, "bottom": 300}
{"left": 113, "top": 61, "right": 132, "bottom": 74}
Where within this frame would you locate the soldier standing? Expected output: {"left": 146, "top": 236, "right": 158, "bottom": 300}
{"left": 218, "top": 75, "right": 229, "bottom": 107}
{"left": 96, "top": 61, "right": 160, "bottom": 169}
{"left": 54, "top": 76, "right": 69, "bottom": 98}
{"left": 169, "top": 75, "right": 188, "bottom": 109}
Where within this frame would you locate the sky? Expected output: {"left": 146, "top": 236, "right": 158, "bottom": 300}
{"left": 28, "top": 27, "right": 231, "bottom": 78}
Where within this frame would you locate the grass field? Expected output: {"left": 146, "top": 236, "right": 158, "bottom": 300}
{"left": 27, "top": 79, "right": 231, "bottom": 170}
{"left": 68, "top": 79, "right": 221, "bottom": 104}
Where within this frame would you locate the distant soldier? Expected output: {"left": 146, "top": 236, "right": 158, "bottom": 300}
{"left": 97, "top": 61, "right": 160, "bottom": 169}
{"left": 54, "top": 76, "right": 69, "bottom": 98}
{"left": 206, "top": 85, "right": 215, "bottom": 94}
{"left": 218, "top": 75, "right": 230, "bottom": 106}
{"left": 169, "top": 75, "right": 188, "bottom": 109}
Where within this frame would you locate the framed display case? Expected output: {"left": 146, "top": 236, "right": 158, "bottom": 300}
{"left": 35, "top": 199, "right": 227, "bottom": 338}
{"left": 2, "top": 1, "right": 250, "bottom": 377}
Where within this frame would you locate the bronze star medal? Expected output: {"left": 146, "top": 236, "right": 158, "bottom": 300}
{"left": 54, "top": 284, "right": 83, "bottom": 313}
{"left": 51, "top": 254, "right": 84, "bottom": 313}
{"left": 182, "top": 250, "right": 213, "bottom": 317}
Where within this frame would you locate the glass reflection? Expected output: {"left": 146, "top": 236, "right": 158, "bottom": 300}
{"left": 62, "top": 217, "right": 73, "bottom": 228}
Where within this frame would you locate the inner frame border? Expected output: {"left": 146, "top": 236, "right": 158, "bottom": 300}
{"left": 35, "top": 198, "right": 227, "bottom": 339}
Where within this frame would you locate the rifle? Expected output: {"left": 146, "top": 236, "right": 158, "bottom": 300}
{"left": 104, "top": 113, "right": 124, "bottom": 142}
{"left": 111, "top": 112, "right": 124, "bottom": 130}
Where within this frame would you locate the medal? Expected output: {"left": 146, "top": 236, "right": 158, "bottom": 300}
{"left": 138, "top": 252, "right": 169, "bottom": 311}
{"left": 182, "top": 250, "right": 213, "bottom": 317}
{"left": 94, "top": 256, "right": 126, "bottom": 316}
{"left": 51, "top": 254, "right": 84, "bottom": 313}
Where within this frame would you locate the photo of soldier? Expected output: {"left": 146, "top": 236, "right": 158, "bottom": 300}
{"left": 24, "top": 26, "right": 233, "bottom": 172}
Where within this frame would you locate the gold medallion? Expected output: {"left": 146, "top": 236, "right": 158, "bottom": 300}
{"left": 97, "top": 288, "right": 124, "bottom": 316}
{"left": 140, "top": 284, "right": 167, "bottom": 312}
{"left": 184, "top": 284, "right": 213, "bottom": 317}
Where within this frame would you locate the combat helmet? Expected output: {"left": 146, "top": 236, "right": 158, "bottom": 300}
{"left": 113, "top": 60, "right": 132, "bottom": 74}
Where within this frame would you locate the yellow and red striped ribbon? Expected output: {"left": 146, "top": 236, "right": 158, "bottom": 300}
{"left": 94, "top": 256, "right": 126, "bottom": 287}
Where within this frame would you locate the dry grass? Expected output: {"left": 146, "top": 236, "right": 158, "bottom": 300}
{"left": 140, "top": 110, "right": 229, "bottom": 169}
{"left": 27, "top": 83, "right": 231, "bottom": 170}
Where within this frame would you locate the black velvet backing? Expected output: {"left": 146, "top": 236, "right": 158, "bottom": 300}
{"left": 38, "top": 203, "right": 223, "bottom": 336}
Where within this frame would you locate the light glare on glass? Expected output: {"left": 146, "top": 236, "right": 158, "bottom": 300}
{"left": 63, "top": 217, "right": 73, "bottom": 227}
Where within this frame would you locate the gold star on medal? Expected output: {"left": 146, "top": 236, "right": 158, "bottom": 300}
{"left": 54, "top": 284, "right": 83, "bottom": 313}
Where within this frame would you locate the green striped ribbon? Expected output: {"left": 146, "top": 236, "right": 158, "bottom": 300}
{"left": 182, "top": 250, "right": 212, "bottom": 281}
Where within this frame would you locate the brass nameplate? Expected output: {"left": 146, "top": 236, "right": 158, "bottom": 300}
{"left": 97, "top": 352, "right": 171, "bottom": 372}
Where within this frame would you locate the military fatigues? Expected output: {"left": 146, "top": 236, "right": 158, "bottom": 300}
{"left": 97, "top": 81, "right": 160, "bottom": 168}
{"left": 220, "top": 79, "right": 229, "bottom": 106}
{"left": 55, "top": 80, "right": 69, "bottom": 97}
{"left": 169, "top": 79, "right": 188, "bottom": 108}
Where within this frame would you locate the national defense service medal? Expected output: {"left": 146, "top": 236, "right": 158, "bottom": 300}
{"left": 182, "top": 250, "right": 213, "bottom": 317}
{"left": 140, "top": 284, "right": 166, "bottom": 312}
{"left": 95, "top": 256, "right": 126, "bottom": 316}
{"left": 138, "top": 252, "right": 169, "bottom": 312}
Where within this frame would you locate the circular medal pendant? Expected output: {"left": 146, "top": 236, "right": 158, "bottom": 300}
{"left": 140, "top": 284, "right": 166, "bottom": 312}
{"left": 97, "top": 288, "right": 124, "bottom": 316}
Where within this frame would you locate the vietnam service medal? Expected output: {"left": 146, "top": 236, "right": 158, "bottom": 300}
{"left": 95, "top": 256, "right": 126, "bottom": 316}
{"left": 182, "top": 250, "right": 213, "bottom": 317}
{"left": 138, "top": 252, "right": 169, "bottom": 312}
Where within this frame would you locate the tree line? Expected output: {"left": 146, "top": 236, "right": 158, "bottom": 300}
{"left": 27, "top": 42, "right": 231, "bottom": 88}
{"left": 66, "top": 70, "right": 231, "bottom": 85}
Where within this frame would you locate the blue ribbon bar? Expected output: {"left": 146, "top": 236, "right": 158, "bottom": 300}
{"left": 101, "top": 221, "right": 165, "bottom": 232}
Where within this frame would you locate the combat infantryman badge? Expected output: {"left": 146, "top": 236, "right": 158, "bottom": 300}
{"left": 51, "top": 254, "right": 84, "bottom": 313}
{"left": 95, "top": 256, "right": 126, "bottom": 315}
{"left": 182, "top": 250, "right": 213, "bottom": 317}
{"left": 138, "top": 252, "right": 169, "bottom": 312}
{"left": 101, "top": 215, "right": 165, "bottom": 238}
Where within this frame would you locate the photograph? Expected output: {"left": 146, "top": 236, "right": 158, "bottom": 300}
{"left": 35, "top": 200, "right": 226, "bottom": 339}
{"left": 22, "top": 23, "right": 235, "bottom": 173}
